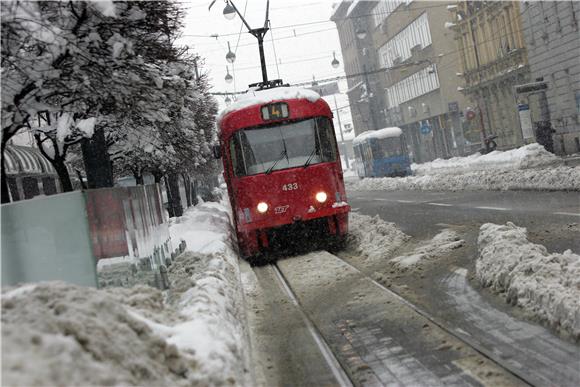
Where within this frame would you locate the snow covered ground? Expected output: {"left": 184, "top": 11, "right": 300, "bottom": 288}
{"left": 412, "top": 144, "right": 559, "bottom": 175}
{"left": 2, "top": 198, "right": 252, "bottom": 386}
{"left": 390, "top": 230, "right": 464, "bottom": 269}
{"left": 348, "top": 144, "right": 580, "bottom": 191}
{"left": 345, "top": 212, "right": 410, "bottom": 261}
{"left": 477, "top": 222, "right": 580, "bottom": 340}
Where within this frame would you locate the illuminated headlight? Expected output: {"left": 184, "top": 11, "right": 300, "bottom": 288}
{"left": 315, "top": 191, "right": 327, "bottom": 203}
{"left": 257, "top": 202, "right": 269, "bottom": 213}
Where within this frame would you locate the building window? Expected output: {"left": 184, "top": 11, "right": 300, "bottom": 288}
{"left": 372, "top": 0, "right": 406, "bottom": 29}
{"left": 378, "top": 12, "right": 432, "bottom": 68}
{"left": 386, "top": 65, "right": 440, "bottom": 107}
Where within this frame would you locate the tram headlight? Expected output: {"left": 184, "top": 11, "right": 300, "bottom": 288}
{"left": 257, "top": 202, "right": 269, "bottom": 213}
{"left": 315, "top": 191, "right": 328, "bottom": 203}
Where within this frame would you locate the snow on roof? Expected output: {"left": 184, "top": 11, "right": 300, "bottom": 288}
{"left": 353, "top": 127, "right": 403, "bottom": 145}
{"left": 217, "top": 86, "right": 320, "bottom": 123}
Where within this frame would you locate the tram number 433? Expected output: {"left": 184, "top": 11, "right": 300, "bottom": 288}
{"left": 282, "top": 183, "right": 298, "bottom": 191}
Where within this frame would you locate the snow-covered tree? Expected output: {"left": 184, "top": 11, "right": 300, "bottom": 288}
{"left": 1, "top": 0, "right": 187, "bottom": 199}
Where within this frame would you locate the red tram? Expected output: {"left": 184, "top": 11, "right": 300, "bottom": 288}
{"left": 216, "top": 85, "right": 350, "bottom": 259}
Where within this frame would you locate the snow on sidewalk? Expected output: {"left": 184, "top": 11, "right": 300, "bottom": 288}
{"left": 476, "top": 222, "right": 580, "bottom": 340}
{"left": 2, "top": 199, "right": 251, "bottom": 386}
{"left": 348, "top": 165, "right": 580, "bottom": 191}
{"left": 412, "top": 143, "right": 559, "bottom": 175}
{"left": 347, "top": 144, "right": 580, "bottom": 192}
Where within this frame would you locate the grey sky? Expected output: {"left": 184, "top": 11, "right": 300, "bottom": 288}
{"left": 177, "top": 0, "right": 355, "bottom": 139}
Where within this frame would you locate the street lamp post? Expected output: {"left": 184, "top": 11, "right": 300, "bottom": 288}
{"left": 333, "top": 95, "right": 350, "bottom": 169}
{"left": 222, "top": 0, "right": 271, "bottom": 84}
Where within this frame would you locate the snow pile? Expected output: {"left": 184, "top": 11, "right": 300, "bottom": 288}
{"left": 217, "top": 86, "right": 320, "bottom": 122}
{"left": 169, "top": 200, "right": 234, "bottom": 254}
{"left": 2, "top": 283, "right": 197, "bottom": 387}
{"left": 2, "top": 199, "right": 252, "bottom": 386}
{"left": 412, "top": 144, "right": 559, "bottom": 176}
{"left": 391, "top": 230, "right": 464, "bottom": 268}
{"left": 477, "top": 222, "right": 580, "bottom": 340}
{"left": 346, "top": 212, "right": 410, "bottom": 261}
{"left": 348, "top": 165, "right": 580, "bottom": 191}
{"left": 151, "top": 199, "right": 250, "bottom": 385}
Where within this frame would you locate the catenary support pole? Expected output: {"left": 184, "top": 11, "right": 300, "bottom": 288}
{"left": 333, "top": 94, "right": 349, "bottom": 169}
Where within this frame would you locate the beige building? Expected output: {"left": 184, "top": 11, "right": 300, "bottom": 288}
{"left": 449, "top": 1, "right": 530, "bottom": 149}
{"left": 332, "top": 1, "right": 470, "bottom": 162}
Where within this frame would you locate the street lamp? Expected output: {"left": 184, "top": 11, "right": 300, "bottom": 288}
{"left": 355, "top": 27, "right": 367, "bottom": 40}
{"left": 212, "top": 0, "right": 272, "bottom": 85}
{"left": 225, "top": 95, "right": 231, "bottom": 105}
{"left": 331, "top": 51, "right": 340, "bottom": 69}
{"left": 225, "top": 66, "right": 233, "bottom": 83}
{"left": 223, "top": 2, "right": 236, "bottom": 20}
{"left": 225, "top": 41, "right": 236, "bottom": 63}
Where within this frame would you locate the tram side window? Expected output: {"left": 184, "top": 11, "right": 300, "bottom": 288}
{"left": 315, "top": 117, "right": 337, "bottom": 162}
{"left": 354, "top": 145, "right": 361, "bottom": 161}
{"left": 400, "top": 135, "right": 409, "bottom": 155}
{"left": 229, "top": 134, "right": 246, "bottom": 176}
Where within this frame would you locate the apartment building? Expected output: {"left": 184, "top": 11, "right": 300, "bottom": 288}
{"left": 519, "top": 1, "right": 580, "bottom": 155}
{"left": 331, "top": 1, "right": 469, "bottom": 162}
{"left": 449, "top": 1, "right": 530, "bottom": 149}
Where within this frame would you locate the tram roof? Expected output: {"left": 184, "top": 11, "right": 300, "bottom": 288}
{"left": 217, "top": 86, "right": 321, "bottom": 123}
{"left": 353, "top": 127, "right": 403, "bottom": 145}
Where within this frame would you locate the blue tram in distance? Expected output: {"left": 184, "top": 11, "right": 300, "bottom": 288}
{"left": 353, "top": 127, "right": 412, "bottom": 178}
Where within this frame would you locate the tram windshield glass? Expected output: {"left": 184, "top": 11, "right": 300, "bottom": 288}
{"left": 229, "top": 117, "right": 337, "bottom": 176}
{"left": 372, "top": 136, "right": 407, "bottom": 158}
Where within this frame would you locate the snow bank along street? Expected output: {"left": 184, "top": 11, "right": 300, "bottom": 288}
{"left": 348, "top": 144, "right": 580, "bottom": 191}
{"left": 2, "top": 199, "right": 251, "bottom": 386}
{"left": 477, "top": 222, "right": 580, "bottom": 340}
{"left": 346, "top": 212, "right": 410, "bottom": 261}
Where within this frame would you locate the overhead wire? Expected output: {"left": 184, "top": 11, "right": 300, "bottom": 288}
{"left": 269, "top": 20, "right": 281, "bottom": 79}
{"left": 210, "top": 24, "right": 530, "bottom": 95}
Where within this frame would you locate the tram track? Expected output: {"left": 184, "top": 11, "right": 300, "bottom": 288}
{"left": 271, "top": 263, "right": 354, "bottom": 387}
{"left": 329, "top": 253, "right": 535, "bottom": 387}
{"left": 259, "top": 251, "right": 529, "bottom": 386}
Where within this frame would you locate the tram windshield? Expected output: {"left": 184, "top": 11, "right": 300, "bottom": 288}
{"left": 229, "top": 117, "right": 337, "bottom": 176}
{"left": 372, "top": 136, "right": 407, "bottom": 158}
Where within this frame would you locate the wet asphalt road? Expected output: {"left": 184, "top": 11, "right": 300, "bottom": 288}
{"left": 346, "top": 189, "right": 580, "bottom": 252}
{"left": 342, "top": 187, "right": 580, "bottom": 386}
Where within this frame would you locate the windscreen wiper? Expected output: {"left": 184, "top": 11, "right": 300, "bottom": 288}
{"left": 265, "top": 148, "right": 287, "bottom": 174}
{"left": 303, "top": 146, "right": 318, "bottom": 168}
{"left": 265, "top": 132, "right": 289, "bottom": 175}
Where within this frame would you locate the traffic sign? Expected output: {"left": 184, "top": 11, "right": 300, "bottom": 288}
{"left": 465, "top": 107, "right": 476, "bottom": 120}
{"left": 420, "top": 122, "right": 432, "bottom": 135}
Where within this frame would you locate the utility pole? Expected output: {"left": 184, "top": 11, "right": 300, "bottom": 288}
{"left": 225, "top": 0, "right": 270, "bottom": 84}
{"left": 362, "top": 64, "right": 379, "bottom": 131}
{"left": 468, "top": 16, "right": 488, "bottom": 141}
{"left": 333, "top": 94, "right": 349, "bottom": 169}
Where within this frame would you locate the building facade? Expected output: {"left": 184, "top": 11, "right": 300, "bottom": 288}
{"left": 450, "top": 1, "right": 530, "bottom": 149}
{"left": 331, "top": 1, "right": 388, "bottom": 138}
{"left": 374, "top": 0, "right": 470, "bottom": 161}
{"left": 332, "top": 1, "right": 469, "bottom": 162}
{"left": 519, "top": 1, "right": 580, "bottom": 155}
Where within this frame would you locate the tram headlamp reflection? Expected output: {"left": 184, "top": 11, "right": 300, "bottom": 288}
{"left": 257, "top": 202, "right": 269, "bottom": 213}
{"left": 315, "top": 191, "right": 328, "bottom": 203}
